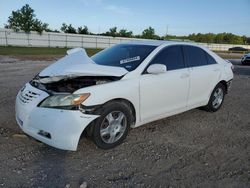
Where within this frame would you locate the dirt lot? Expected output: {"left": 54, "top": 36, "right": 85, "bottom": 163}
{"left": 0, "top": 58, "right": 249, "bottom": 188}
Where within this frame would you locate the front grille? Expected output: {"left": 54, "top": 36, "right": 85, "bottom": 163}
{"left": 19, "top": 90, "right": 40, "bottom": 104}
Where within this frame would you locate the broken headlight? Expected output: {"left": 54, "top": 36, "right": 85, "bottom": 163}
{"left": 39, "top": 93, "right": 90, "bottom": 110}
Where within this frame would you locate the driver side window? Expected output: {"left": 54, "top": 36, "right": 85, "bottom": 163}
{"left": 150, "top": 45, "right": 185, "bottom": 71}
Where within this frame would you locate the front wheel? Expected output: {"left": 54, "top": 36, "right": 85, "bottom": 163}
{"left": 204, "top": 83, "right": 226, "bottom": 112}
{"left": 91, "top": 101, "right": 132, "bottom": 149}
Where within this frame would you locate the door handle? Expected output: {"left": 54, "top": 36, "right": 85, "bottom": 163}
{"left": 180, "top": 73, "right": 189, "bottom": 79}
{"left": 213, "top": 69, "right": 220, "bottom": 72}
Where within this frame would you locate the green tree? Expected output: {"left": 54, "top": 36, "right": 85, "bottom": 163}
{"left": 118, "top": 29, "right": 133, "bottom": 38}
{"left": 142, "top": 27, "right": 155, "bottom": 39}
{"left": 243, "top": 36, "right": 250, "bottom": 45}
{"left": 228, "top": 33, "right": 243, "bottom": 44}
{"left": 141, "top": 27, "right": 160, "bottom": 39}
{"left": 60, "top": 23, "right": 77, "bottom": 34}
{"left": 32, "top": 19, "right": 49, "bottom": 33}
{"left": 186, "top": 32, "right": 245, "bottom": 44}
{"left": 204, "top": 33, "right": 215, "bottom": 43}
{"left": 78, "top": 26, "right": 89, "bottom": 34}
{"left": 214, "top": 33, "right": 224, "bottom": 43}
{"left": 5, "top": 4, "right": 49, "bottom": 33}
{"left": 104, "top": 27, "right": 118, "bottom": 37}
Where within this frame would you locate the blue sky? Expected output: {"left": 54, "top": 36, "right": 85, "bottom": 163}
{"left": 0, "top": 0, "right": 250, "bottom": 36}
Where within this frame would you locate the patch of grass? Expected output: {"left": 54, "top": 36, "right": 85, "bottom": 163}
{"left": 0, "top": 46, "right": 102, "bottom": 56}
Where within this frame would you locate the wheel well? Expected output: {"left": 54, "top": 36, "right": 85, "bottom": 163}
{"left": 82, "top": 98, "right": 136, "bottom": 138}
{"left": 104, "top": 98, "right": 136, "bottom": 124}
{"left": 219, "top": 80, "right": 228, "bottom": 93}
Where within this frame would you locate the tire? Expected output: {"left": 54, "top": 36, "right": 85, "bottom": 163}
{"left": 91, "top": 101, "right": 132, "bottom": 149}
{"left": 204, "top": 83, "right": 226, "bottom": 112}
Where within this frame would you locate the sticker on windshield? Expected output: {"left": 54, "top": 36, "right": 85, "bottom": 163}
{"left": 120, "top": 56, "right": 140, "bottom": 64}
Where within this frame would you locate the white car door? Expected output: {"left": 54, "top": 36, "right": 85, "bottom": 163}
{"left": 139, "top": 45, "right": 190, "bottom": 122}
{"left": 183, "top": 46, "right": 221, "bottom": 107}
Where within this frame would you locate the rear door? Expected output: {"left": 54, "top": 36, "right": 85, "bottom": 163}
{"left": 183, "top": 45, "right": 221, "bottom": 107}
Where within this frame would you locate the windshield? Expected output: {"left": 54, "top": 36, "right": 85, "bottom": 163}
{"left": 91, "top": 44, "right": 156, "bottom": 71}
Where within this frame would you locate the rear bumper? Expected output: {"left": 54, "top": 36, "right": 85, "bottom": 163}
{"left": 15, "top": 83, "right": 99, "bottom": 151}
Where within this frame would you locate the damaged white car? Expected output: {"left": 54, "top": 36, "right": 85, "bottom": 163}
{"left": 15, "top": 41, "right": 234, "bottom": 151}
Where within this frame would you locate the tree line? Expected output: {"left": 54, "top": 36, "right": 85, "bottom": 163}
{"left": 4, "top": 4, "right": 250, "bottom": 45}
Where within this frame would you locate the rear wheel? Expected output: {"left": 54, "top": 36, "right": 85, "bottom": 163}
{"left": 204, "top": 83, "right": 226, "bottom": 112}
{"left": 91, "top": 101, "right": 132, "bottom": 149}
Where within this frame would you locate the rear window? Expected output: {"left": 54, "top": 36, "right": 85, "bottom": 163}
{"left": 184, "top": 46, "right": 207, "bottom": 67}
{"left": 92, "top": 44, "right": 156, "bottom": 71}
{"left": 206, "top": 53, "right": 217, "bottom": 65}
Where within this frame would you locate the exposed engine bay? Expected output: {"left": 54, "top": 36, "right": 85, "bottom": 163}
{"left": 29, "top": 48, "right": 128, "bottom": 94}
{"left": 30, "top": 76, "right": 119, "bottom": 93}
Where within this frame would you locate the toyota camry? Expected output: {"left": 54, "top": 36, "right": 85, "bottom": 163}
{"left": 15, "top": 41, "right": 234, "bottom": 151}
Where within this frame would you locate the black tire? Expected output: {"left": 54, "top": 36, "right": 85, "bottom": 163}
{"left": 204, "top": 83, "right": 226, "bottom": 112}
{"left": 91, "top": 101, "right": 132, "bottom": 149}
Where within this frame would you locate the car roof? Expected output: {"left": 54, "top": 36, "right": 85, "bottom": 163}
{"left": 122, "top": 40, "right": 198, "bottom": 47}
{"left": 122, "top": 40, "right": 173, "bottom": 46}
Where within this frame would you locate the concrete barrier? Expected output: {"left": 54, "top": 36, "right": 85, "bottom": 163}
{"left": 1, "top": 28, "right": 250, "bottom": 51}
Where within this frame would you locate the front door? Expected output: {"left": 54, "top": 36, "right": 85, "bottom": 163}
{"left": 139, "top": 45, "right": 190, "bottom": 121}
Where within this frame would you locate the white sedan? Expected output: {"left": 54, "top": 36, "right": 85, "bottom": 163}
{"left": 15, "top": 41, "right": 234, "bottom": 151}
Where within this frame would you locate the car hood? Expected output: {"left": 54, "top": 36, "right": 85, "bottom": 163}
{"left": 38, "top": 48, "right": 128, "bottom": 83}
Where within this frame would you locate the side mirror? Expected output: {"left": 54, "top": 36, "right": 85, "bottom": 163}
{"left": 147, "top": 64, "right": 167, "bottom": 74}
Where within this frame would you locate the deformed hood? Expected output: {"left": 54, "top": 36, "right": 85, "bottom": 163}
{"left": 39, "top": 48, "right": 128, "bottom": 83}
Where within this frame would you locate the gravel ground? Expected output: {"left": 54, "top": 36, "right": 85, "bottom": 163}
{"left": 0, "top": 59, "right": 249, "bottom": 188}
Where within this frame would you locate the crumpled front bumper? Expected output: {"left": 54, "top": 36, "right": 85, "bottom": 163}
{"left": 15, "top": 83, "right": 99, "bottom": 151}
